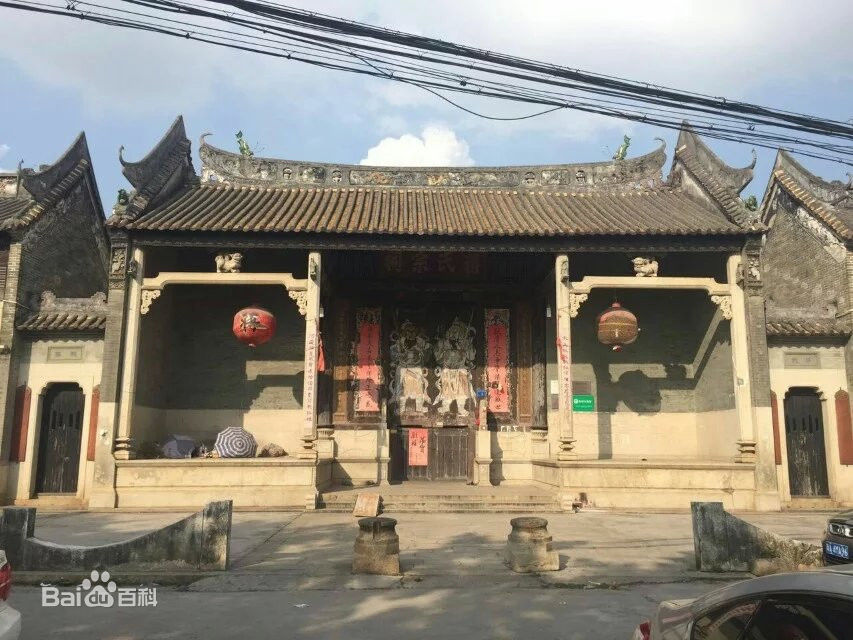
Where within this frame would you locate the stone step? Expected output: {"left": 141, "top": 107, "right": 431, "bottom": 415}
{"left": 320, "top": 504, "right": 562, "bottom": 513}
{"left": 318, "top": 495, "right": 562, "bottom": 512}
{"left": 321, "top": 495, "right": 556, "bottom": 503}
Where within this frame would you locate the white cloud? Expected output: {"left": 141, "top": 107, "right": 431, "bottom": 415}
{"left": 360, "top": 126, "right": 474, "bottom": 166}
{"left": 0, "top": 144, "right": 11, "bottom": 172}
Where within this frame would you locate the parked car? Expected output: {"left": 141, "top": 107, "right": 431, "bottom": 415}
{"left": 632, "top": 565, "right": 853, "bottom": 639}
{"left": 824, "top": 509, "right": 853, "bottom": 566}
{"left": 0, "top": 552, "right": 20, "bottom": 640}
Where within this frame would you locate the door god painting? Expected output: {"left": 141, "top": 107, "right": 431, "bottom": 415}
{"left": 433, "top": 317, "right": 476, "bottom": 418}
{"left": 389, "top": 321, "right": 432, "bottom": 415}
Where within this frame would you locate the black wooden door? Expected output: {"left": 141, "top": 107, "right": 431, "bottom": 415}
{"left": 784, "top": 388, "right": 829, "bottom": 497}
{"left": 36, "top": 384, "right": 84, "bottom": 494}
{"left": 389, "top": 427, "right": 470, "bottom": 481}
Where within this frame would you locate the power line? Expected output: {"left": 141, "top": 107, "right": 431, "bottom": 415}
{"left": 3, "top": 0, "right": 851, "bottom": 166}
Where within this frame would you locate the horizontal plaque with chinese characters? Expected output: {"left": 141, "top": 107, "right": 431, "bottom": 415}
{"left": 47, "top": 346, "right": 83, "bottom": 362}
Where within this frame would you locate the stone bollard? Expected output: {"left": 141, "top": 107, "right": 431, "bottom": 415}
{"left": 505, "top": 517, "right": 560, "bottom": 573}
{"left": 352, "top": 517, "right": 400, "bottom": 575}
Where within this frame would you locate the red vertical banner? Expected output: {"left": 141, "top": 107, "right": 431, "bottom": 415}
{"left": 485, "top": 309, "right": 510, "bottom": 414}
{"left": 87, "top": 385, "right": 101, "bottom": 462}
{"left": 9, "top": 385, "right": 31, "bottom": 462}
{"left": 408, "top": 428, "right": 429, "bottom": 466}
{"left": 355, "top": 308, "right": 381, "bottom": 413}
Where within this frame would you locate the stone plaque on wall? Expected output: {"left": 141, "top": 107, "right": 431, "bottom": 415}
{"left": 47, "top": 346, "right": 83, "bottom": 362}
{"left": 783, "top": 352, "right": 820, "bottom": 369}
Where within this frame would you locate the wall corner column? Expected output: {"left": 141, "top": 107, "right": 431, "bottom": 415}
{"left": 731, "top": 241, "right": 780, "bottom": 510}
{"left": 113, "top": 246, "right": 144, "bottom": 461}
{"left": 89, "top": 242, "right": 131, "bottom": 509}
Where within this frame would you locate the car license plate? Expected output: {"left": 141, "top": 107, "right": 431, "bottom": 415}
{"left": 825, "top": 541, "right": 849, "bottom": 559}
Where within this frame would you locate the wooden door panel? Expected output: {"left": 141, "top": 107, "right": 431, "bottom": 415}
{"left": 390, "top": 427, "right": 470, "bottom": 481}
{"left": 36, "top": 385, "right": 84, "bottom": 494}
{"left": 784, "top": 390, "right": 829, "bottom": 497}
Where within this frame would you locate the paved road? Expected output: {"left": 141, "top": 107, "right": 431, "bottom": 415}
{"left": 9, "top": 580, "right": 737, "bottom": 640}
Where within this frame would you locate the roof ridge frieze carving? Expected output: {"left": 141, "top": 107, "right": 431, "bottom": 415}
{"left": 198, "top": 137, "right": 667, "bottom": 191}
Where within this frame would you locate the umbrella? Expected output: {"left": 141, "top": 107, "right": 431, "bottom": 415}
{"left": 162, "top": 435, "right": 196, "bottom": 459}
{"left": 214, "top": 426, "right": 257, "bottom": 458}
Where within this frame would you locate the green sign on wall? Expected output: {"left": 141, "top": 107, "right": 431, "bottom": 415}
{"left": 572, "top": 394, "right": 595, "bottom": 412}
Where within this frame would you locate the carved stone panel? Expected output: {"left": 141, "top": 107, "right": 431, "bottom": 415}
{"left": 109, "top": 246, "right": 127, "bottom": 286}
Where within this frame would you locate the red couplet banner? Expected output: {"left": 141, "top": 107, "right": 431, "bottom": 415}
{"left": 355, "top": 320, "right": 381, "bottom": 412}
{"left": 486, "top": 320, "right": 510, "bottom": 414}
{"left": 408, "top": 428, "right": 429, "bottom": 466}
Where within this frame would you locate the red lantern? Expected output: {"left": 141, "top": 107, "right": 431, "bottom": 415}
{"left": 596, "top": 301, "right": 638, "bottom": 352}
{"left": 233, "top": 306, "right": 276, "bottom": 347}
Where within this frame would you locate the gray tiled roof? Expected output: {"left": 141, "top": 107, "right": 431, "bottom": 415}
{"left": 112, "top": 183, "right": 744, "bottom": 236}
{"left": 766, "top": 319, "right": 850, "bottom": 337}
{"left": 17, "top": 311, "right": 106, "bottom": 332}
{"left": 0, "top": 197, "right": 31, "bottom": 223}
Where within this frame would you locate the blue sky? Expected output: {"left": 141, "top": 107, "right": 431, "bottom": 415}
{"left": 0, "top": 0, "right": 850, "bottom": 212}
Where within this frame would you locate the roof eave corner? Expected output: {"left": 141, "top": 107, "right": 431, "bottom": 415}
{"left": 5, "top": 132, "right": 98, "bottom": 232}
{"left": 114, "top": 115, "right": 197, "bottom": 224}
{"left": 19, "top": 132, "right": 91, "bottom": 201}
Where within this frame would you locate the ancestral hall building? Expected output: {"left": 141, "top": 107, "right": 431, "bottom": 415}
{"left": 0, "top": 117, "right": 850, "bottom": 511}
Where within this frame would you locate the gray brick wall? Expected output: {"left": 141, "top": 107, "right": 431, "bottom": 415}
{"left": 143, "top": 285, "right": 306, "bottom": 411}
{"left": 571, "top": 288, "right": 734, "bottom": 413}
{"left": 17, "top": 181, "right": 108, "bottom": 308}
{"left": 763, "top": 189, "right": 846, "bottom": 320}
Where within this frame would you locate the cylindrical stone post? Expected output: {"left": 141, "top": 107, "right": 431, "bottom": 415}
{"left": 352, "top": 517, "right": 400, "bottom": 575}
{"left": 505, "top": 517, "right": 560, "bottom": 573}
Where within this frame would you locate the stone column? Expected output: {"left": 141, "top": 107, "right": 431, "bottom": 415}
{"left": 727, "top": 253, "right": 755, "bottom": 463}
{"left": 299, "top": 253, "right": 321, "bottom": 509}
{"left": 300, "top": 252, "right": 321, "bottom": 464}
{"left": 730, "top": 243, "right": 780, "bottom": 511}
{"left": 113, "top": 246, "right": 145, "bottom": 460}
{"left": 89, "top": 243, "right": 132, "bottom": 508}
{"left": 473, "top": 396, "right": 492, "bottom": 485}
{"left": 554, "top": 255, "right": 577, "bottom": 461}
{"left": 377, "top": 399, "right": 391, "bottom": 485}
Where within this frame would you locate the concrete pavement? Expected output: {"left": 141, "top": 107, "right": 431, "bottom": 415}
{"left": 28, "top": 508, "right": 831, "bottom": 587}
{"left": 9, "top": 580, "right": 739, "bottom": 640}
{"left": 12, "top": 509, "right": 835, "bottom": 639}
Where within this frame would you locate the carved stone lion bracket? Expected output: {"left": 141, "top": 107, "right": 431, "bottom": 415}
{"left": 568, "top": 293, "right": 588, "bottom": 318}
{"left": 140, "top": 289, "right": 161, "bottom": 315}
{"left": 288, "top": 289, "right": 308, "bottom": 316}
{"left": 710, "top": 294, "right": 733, "bottom": 319}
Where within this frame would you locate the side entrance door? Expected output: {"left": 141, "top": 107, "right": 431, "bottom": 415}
{"left": 784, "top": 388, "right": 830, "bottom": 497}
{"left": 36, "top": 384, "right": 84, "bottom": 494}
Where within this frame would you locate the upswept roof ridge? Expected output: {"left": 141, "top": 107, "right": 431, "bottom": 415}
{"left": 113, "top": 115, "right": 197, "bottom": 223}
{"left": 763, "top": 150, "right": 852, "bottom": 241}
{"left": 0, "top": 133, "right": 98, "bottom": 231}
{"left": 672, "top": 124, "right": 756, "bottom": 228}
